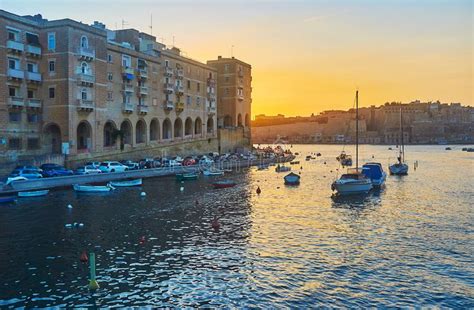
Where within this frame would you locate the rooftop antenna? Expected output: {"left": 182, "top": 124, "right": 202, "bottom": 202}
{"left": 231, "top": 45, "right": 234, "bottom": 57}
{"left": 149, "top": 14, "right": 153, "bottom": 35}
{"left": 121, "top": 19, "right": 128, "bottom": 29}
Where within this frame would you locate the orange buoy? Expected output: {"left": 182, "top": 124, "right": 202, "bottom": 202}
{"left": 80, "top": 251, "right": 88, "bottom": 263}
{"left": 256, "top": 186, "right": 261, "bottom": 195}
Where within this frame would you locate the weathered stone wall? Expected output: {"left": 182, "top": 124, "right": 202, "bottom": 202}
{"left": 218, "top": 127, "right": 250, "bottom": 154}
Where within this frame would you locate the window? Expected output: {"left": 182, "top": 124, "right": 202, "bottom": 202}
{"left": 197, "top": 83, "right": 200, "bottom": 92}
{"left": 107, "top": 73, "right": 113, "bottom": 81}
{"left": 8, "top": 58, "right": 18, "bottom": 70}
{"left": 27, "top": 63, "right": 37, "bottom": 73}
{"left": 186, "top": 95, "right": 191, "bottom": 105}
{"left": 238, "top": 88, "right": 243, "bottom": 96}
{"left": 107, "top": 54, "right": 113, "bottom": 63}
{"left": 196, "top": 97, "right": 201, "bottom": 105}
{"left": 27, "top": 113, "right": 40, "bottom": 123}
{"left": 81, "top": 62, "right": 89, "bottom": 74}
{"left": 9, "top": 112, "right": 21, "bottom": 122}
{"left": 224, "top": 64, "right": 229, "bottom": 72}
{"left": 8, "top": 30, "right": 18, "bottom": 41}
{"left": 9, "top": 87, "right": 16, "bottom": 97}
{"left": 49, "top": 87, "right": 55, "bottom": 98}
{"left": 152, "top": 98, "right": 158, "bottom": 106}
{"left": 187, "top": 80, "right": 191, "bottom": 89}
{"left": 123, "top": 95, "right": 131, "bottom": 104}
{"left": 25, "top": 33, "right": 39, "bottom": 45}
{"left": 225, "top": 88, "right": 229, "bottom": 95}
{"left": 122, "top": 54, "right": 131, "bottom": 67}
{"left": 165, "top": 60, "right": 169, "bottom": 67}
{"left": 27, "top": 138, "right": 40, "bottom": 150}
{"left": 27, "top": 89, "right": 34, "bottom": 99}
{"left": 225, "top": 76, "right": 230, "bottom": 83}
{"left": 107, "top": 91, "right": 113, "bottom": 101}
{"left": 81, "top": 89, "right": 88, "bottom": 100}
{"left": 49, "top": 60, "right": 55, "bottom": 72}
{"left": 47, "top": 32, "right": 56, "bottom": 50}
{"left": 80, "top": 36, "right": 88, "bottom": 48}
{"left": 8, "top": 138, "right": 21, "bottom": 150}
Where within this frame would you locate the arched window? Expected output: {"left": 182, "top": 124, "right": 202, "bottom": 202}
{"left": 81, "top": 36, "right": 88, "bottom": 48}
{"left": 81, "top": 62, "right": 89, "bottom": 74}
{"left": 81, "top": 88, "right": 88, "bottom": 100}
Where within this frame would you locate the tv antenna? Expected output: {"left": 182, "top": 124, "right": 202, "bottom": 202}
{"left": 149, "top": 14, "right": 153, "bottom": 35}
{"left": 231, "top": 45, "right": 234, "bottom": 57}
{"left": 121, "top": 19, "right": 128, "bottom": 29}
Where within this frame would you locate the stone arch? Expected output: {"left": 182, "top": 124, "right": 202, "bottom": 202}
{"left": 207, "top": 117, "right": 214, "bottom": 134}
{"left": 43, "top": 123, "right": 61, "bottom": 154}
{"left": 81, "top": 35, "right": 88, "bottom": 48}
{"left": 174, "top": 118, "right": 183, "bottom": 138}
{"left": 77, "top": 120, "right": 92, "bottom": 151}
{"left": 103, "top": 120, "right": 117, "bottom": 147}
{"left": 184, "top": 117, "right": 193, "bottom": 136}
{"left": 245, "top": 113, "right": 250, "bottom": 127}
{"left": 136, "top": 119, "right": 147, "bottom": 144}
{"left": 150, "top": 118, "right": 160, "bottom": 141}
{"left": 195, "top": 117, "right": 202, "bottom": 135}
{"left": 162, "top": 118, "right": 172, "bottom": 139}
{"left": 120, "top": 119, "right": 133, "bottom": 145}
{"left": 237, "top": 113, "right": 242, "bottom": 126}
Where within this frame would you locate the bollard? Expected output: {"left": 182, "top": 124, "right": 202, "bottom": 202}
{"left": 88, "top": 252, "right": 99, "bottom": 290}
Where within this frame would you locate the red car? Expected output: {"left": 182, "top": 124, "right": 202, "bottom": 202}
{"left": 182, "top": 158, "right": 196, "bottom": 166}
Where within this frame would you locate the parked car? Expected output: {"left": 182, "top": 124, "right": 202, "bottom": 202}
{"left": 182, "top": 157, "right": 197, "bottom": 166}
{"left": 14, "top": 165, "right": 43, "bottom": 173}
{"left": 8, "top": 168, "right": 43, "bottom": 180}
{"left": 161, "top": 158, "right": 182, "bottom": 167}
{"left": 85, "top": 161, "right": 101, "bottom": 168}
{"left": 120, "top": 160, "right": 140, "bottom": 170}
{"left": 40, "top": 164, "right": 74, "bottom": 177}
{"left": 199, "top": 156, "right": 214, "bottom": 165}
{"left": 98, "top": 161, "right": 129, "bottom": 173}
{"left": 75, "top": 165, "right": 102, "bottom": 175}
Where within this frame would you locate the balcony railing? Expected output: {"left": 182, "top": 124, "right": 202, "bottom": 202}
{"left": 77, "top": 99, "right": 94, "bottom": 111}
{"left": 138, "top": 104, "right": 149, "bottom": 114}
{"left": 122, "top": 67, "right": 135, "bottom": 80}
{"left": 164, "top": 83, "right": 174, "bottom": 93}
{"left": 123, "top": 83, "right": 134, "bottom": 93}
{"left": 176, "top": 102, "right": 184, "bottom": 112}
{"left": 77, "top": 73, "right": 95, "bottom": 85}
{"left": 26, "top": 45, "right": 41, "bottom": 57}
{"left": 164, "top": 100, "right": 174, "bottom": 110}
{"left": 7, "top": 40, "right": 24, "bottom": 52}
{"left": 123, "top": 102, "right": 134, "bottom": 113}
{"left": 164, "top": 67, "right": 174, "bottom": 76}
{"left": 27, "top": 98, "right": 42, "bottom": 109}
{"left": 175, "top": 85, "right": 184, "bottom": 94}
{"left": 137, "top": 68, "right": 148, "bottom": 79}
{"left": 207, "top": 78, "right": 216, "bottom": 85}
{"left": 237, "top": 94, "right": 244, "bottom": 101}
{"left": 8, "top": 97, "right": 24, "bottom": 108}
{"left": 7, "top": 68, "right": 25, "bottom": 80}
{"left": 139, "top": 86, "right": 148, "bottom": 95}
{"left": 176, "top": 69, "right": 184, "bottom": 78}
{"left": 78, "top": 46, "right": 95, "bottom": 60}
{"left": 207, "top": 105, "right": 216, "bottom": 113}
{"left": 26, "top": 71, "right": 42, "bottom": 82}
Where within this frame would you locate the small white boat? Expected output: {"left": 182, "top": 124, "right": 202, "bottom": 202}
{"left": 18, "top": 190, "right": 50, "bottom": 197}
{"left": 389, "top": 163, "right": 409, "bottom": 175}
{"left": 203, "top": 169, "right": 224, "bottom": 176}
{"left": 332, "top": 169, "right": 373, "bottom": 195}
{"left": 73, "top": 184, "right": 113, "bottom": 192}
{"left": 108, "top": 178, "right": 142, "bottom": 187}
{"left": 389, "top": 106, "right": 409, "bottom": 176}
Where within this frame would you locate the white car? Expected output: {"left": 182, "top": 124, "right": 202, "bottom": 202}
{"left": 199, "top": 156, "right": 214, "bottom": 165}
{"left": 98, "top": 161, "right": 129, "bottom": 173}
{"left": 162, "top": 158, "right": 182, "bottom": 167}
{"left": 75, "top": 165, "right": 102, "bottom": 175}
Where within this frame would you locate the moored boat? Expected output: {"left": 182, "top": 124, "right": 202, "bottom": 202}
{"left": 18, "top": 190, "right": 49, "bottom": 197}
{"left": 362, "top": 163, "right": 386, "bottom": 187}
{"left": 275, "top": 164, "right": 291, "bottom": 172}
{"left": 108, "top": 178, "right": 142, "bottom": 187}
{"left": 284, "top": 172, "right": 300, "bottom": 185}
{"left": 0, "top": 196, "right": 16, "bottom": 203}
{"left": 212, "top": 180, "right": 236, "bottom": 189}
{"left": 176, "top": 173, "right": 198, "bottom": 181}
{"left": 73, "top": 184, "right": 113, "bottom": 192}
{"left": 290, "top": 161, "right": 300, "bottom": 165}
{"left": 203, "top": 169, "right": 224, "bottom": 176}
{"left": 389, "top": 106, "right": 409, "bottom": 176}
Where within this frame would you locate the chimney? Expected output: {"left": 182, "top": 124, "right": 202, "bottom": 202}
{"left": 218, "top": 56, "right": 222, "bottom": 59}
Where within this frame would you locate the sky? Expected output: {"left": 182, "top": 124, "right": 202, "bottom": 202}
{"left": 1, "top": 0, "right": 472, "bottom": 117}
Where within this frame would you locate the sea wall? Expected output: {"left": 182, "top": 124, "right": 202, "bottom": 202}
{"left": 218, "top": 127, "right": 251, "bottom": 153}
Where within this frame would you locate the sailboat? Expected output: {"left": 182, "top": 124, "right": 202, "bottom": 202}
{"left": 332, "top": 91, "right": 373, "bottom": 195}
{"left": 389, "top": 106, "right": 409, "bottom": 175}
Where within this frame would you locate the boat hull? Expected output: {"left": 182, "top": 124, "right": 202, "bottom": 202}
{"left": 108, "top": 179, "right": 142, "bottom": 187}
{"left": 389, "top": 164, "right": 409, "bottom": 175}
{"left": 18, "top": 190, "right": 49, "bottom": 197}
{"left": 203, "top": 170, "right": 224, "bottom": 176}
{"left": 73, "top": 184, "right": 112, "bottom": 192}
{"left": 213, "top": 181, "right": 236, "bottom": 189}
{"left": 176, "top": 174, "right": 198, "bottom": 181}
{"left": 332, "top": 180, "right": 372, "bottom": 195}
{"left": 0, "top": 196, "right": 16, "bottom": 203}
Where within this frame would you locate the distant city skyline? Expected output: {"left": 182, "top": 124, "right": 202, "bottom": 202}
{"left": 3, "top": 0, "right": 472, "bottom": 117}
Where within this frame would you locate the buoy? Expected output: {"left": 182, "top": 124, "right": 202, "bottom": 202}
{"left": 80, "top": 251, "right": 88, "bottom": 263}
{"left": 139, "top": 236, "right": 146, "bottom": 245}
{"left": 180, "top": 187, "right": 184, "bottom": 192}
{"left": 67, "top": 204, "right": 73, "bottom": 209}
{"left": 211, "top": 216, "right": 220, "bottom": 230}
{"left": 88, "top": 252, "right": 99, "bottom": 290}
{"left": 73, "top": 222, "right": 78, "bottom": 227}
{"left": 256, "top": 186, "right": 261, "bottom": 195}
{"left": 79, "top": 223, "right": 84, "bottom": 228}
{"left": 324, "top": 161, "right": 327, "bottom": 164}
{"left": 300, "top": 166, "right": 303, "bottom": 170}
{"left": 140, "top": 192, "right": 146, "bottom": 197}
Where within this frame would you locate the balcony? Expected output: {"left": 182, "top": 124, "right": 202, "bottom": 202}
{"left": 122, "top": 67, "right": 135, "bottom": 80}
{"left": 207, "top": 105, "right": 216, "bottom": 114}
{"left": 238, "top": 94, "right": 244, "bottom": 101}
{"left": 138, "top": 86, "right": 148, "bottom": 96}
{"left": 164, "top": 100, "right": 174, "bottom": 110}
{"left": 26, "top": 45, "right": 41, "bottom": 57}
{"left": 26, "top": 71, "right": 42, "bottom": 83}
{"left": 77, "top": 73, "right": 95, "bottom": 86}
{"left": 77, "top": 99, "right": 94, "bottom": 112}
{"left": 137, "top": 68, "right": 148, "bottom": 79}
{"left": 175, "top": 85, "right": 184, "bottom": 95}
{"left": 78, "top": 47, "right": 95, "bottom": 60}
{"left": 7, "top": 40, "right": 24, "bottom": 53}
{"left": 164, "top": 83, "right": 174, "bottom": 93}
{"left": 175, "top": 101, "right": 184, "bottom": 113}
{"left": 123, "top": 83, "right": 134, "bottom": 93}
{"left": 8, "top": 97, "right": 24, "bottom": 108}
{"left": 164, "top": 67, "right": 173, "bottom": 76}
{"left": 176, "top": 69, "right": 184, "bottom": 79}
{"left": 207, "top": 78, "right": 216, "bottom": 86}
{"left": 137, "top": 104, "right": 149, "bottom": 114}
{"left": 7, "top": 68, "right": 24, "bottom": 80}
{"left": 27, "top": 98, "right": 42, "bottom": 109}
{"left": 123, "top": 102, "right": 134, "bottom": 113}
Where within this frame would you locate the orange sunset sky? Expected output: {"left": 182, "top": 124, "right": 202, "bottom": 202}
{"left": 3, "top": 0, "right": 472, "bottom": 117}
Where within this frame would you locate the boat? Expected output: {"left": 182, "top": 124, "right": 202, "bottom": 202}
{"left": 203, "top": 169, "right": 224, "bottom": 176}
{"left": 257, "top": 164, "right": 269, "bottom": 170}
{"left": 212, "top": 180, "right": 236, "bottom": 189}
{"left": 108, "top": 178, "right": 142, "bottom": 187}
{"left": 362, "top": 163, "right": 386, "bottom": 187}
{"left": 0, "top": 196, "right": 16, "bottom": 203}
{"left": 176, "top": 173, "right": 198, "bottom": 181}
{"left": 316, "top": 153, "right": 321, "bottom": 157}
{"left": 332, "top": 91, "right": 373, "bottom": 195}
{"left": 445, "top": 147, "right": 452, "bottom": 150}
{"left": 467, "top": 148, "right": 474, "bottom": 152}
{"left": 462, "top": 147, "right": 467, "bottom": 151}
{"left": 389, "top": 106, "right": 409, "bottom": 175}
{"left": 18, "top": 190, "right": 49, "bottom": 197}
{"left": 290, "top": 161, "right": 300, "bottom": 165}
{"left": 337, "top": 151, "right": 353, "bottom": 166}
{"left": 275, "top": 164, "right": 291, "bottom": 172}
{"left": 305, "top": 155, "right": 311, "bottom": 161}
{"left": 73, "top": 184, "right": 113, "bottom": 192}
{"left": 284, "top": 172, "right": 300, "bottom": 185}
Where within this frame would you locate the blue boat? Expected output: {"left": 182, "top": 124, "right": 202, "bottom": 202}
{"left": 0, "top": 196, "right": 16, "bottom": 203}
{"left": 362, "top": 163, "right": 387, "bottom": 187}
{"left": 284, "top": 172, "right": 300, "bottom": 185}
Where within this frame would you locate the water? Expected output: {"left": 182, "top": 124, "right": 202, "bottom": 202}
{"left": 0, "top": 145, "right": 473, "bottom": 307}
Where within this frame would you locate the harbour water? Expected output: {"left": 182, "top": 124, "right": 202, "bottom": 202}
{"left": 0, "top": 145, "right": 473, "bottom": 307}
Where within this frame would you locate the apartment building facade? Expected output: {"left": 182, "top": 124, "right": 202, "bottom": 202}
{"left": 0, "top": 10, "right": 222, "bottom": 168}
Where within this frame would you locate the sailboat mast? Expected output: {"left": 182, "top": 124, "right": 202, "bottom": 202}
{"left": 356, "top": 90, "right": 359, "bottom": 170}
{"left": 401, "top": 106, "right": 404, "bottom": 162}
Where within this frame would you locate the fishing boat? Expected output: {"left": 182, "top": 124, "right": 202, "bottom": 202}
{"left": 73, "top": 184, "right": 113, "bottom": 192}
{"left": 275, "top": 164, "right": 291, "bottom": 172}
{"left": 284, "top": 172, "right": 300, "bottom": 185}
{"left": 389, "top": 107, "right": 409, "bottom": 175}
{"left": 176, "top": 173, "right": 198, "bottom": 181}
{"left": 332, "top": 91, "right": 373, "bottom": 195}
{"left": 316, "top": 153, "right": 322, "bottom": 157}
{"left": 0, "top": 196, "right": 16, "bottom": 203}
{"left": 337, "top": 151, "right": 353, "bottom": 166}
{"left": 362, "top": 163, "right": 386, "bottom": 187}
{"left": 18, "top": 190, "right": 49, "bottom": 197}
{"left": 203, "top": 169, "right": 224, "bottom": 176}
{"left": 212, "top": 180, "right": 236, "bottom": 189}
{"left": 305, "top": 155, "right": 311, "bottom": 161}
{"left": 108, "top": 178, "right": 142, "bottom": 187}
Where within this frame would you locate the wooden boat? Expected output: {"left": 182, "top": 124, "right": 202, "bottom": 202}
{"left": 0, "top": 196, "right": 16, "bottom": 203}
{"left": 73, "top": 184, "right": 113, "bottom": 192}
{"left": 18, "top": 190, "right": 49, "bottom": 197}
{"left": 275, "top": 165, "right": 291, "bottom": 173}
{"left": 203, "top": 169, "right": 224, "bottom": 176}
{"left": 212, "top": 180, "right": 236, "bottom": 189}
{"left": 290, "top": 161, "right": 300, "bottom": 165}
{"left": 108, "top": 178, "right": 142, "bottom": 187}
{"left": 284, "top": 172, "right": 300, "bottom": 185}
{"left": 176, "top": 173, "right": 198, "bottom": 181}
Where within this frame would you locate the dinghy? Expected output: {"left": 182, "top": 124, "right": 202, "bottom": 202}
{"left": 73, "top": 184, "right": 113, "bottom": 192}
{"left": 176, "top": 173, "right": 198, "bottom": 181}
{"left": 284, "top": 172, "right": 300, "bottom": 185}
{"left": 0, "top": 196, "right": 16, "bottom": 203}
{"left": 203, "top": 169, "right": 224, "bottom": 176}
{"left": 18, "top": 190, "right": 49, "bottom": 197}
{"left": 212, "top": 180, "right": 236, "bottom": 189}
{"left": 108, "top": 178, "right": 142, "bottom": 187}
{"left": 275, "top": 164, "right": 291, "bottom": 172}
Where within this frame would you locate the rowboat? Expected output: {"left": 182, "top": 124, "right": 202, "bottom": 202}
{"left": 176, "top": 173, "right": 198, "bottom": 181}
{"left": 284, "top": 172, "right": 301, "bottom": 185}
{"left": 73, "top": 184, "right": 113, "bottom": 192}
{"left": 18, "top": 190, "right": 49, "bottom": 197}
{"left": 275, "top": 165, "right": 291, "bottom": 172}
{"left": 108, "top": 178, "right": 142, "bottom": 187}
{"left": 203, "top": 169, "right": 224, "bottom": 176}
{"left": 212, "top": 180, "right": 236, "bottom": 189}
{"left": 0, "top": 196, "right": 16, "bottom": 203}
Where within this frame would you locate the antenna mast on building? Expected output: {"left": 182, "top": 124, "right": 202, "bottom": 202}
{"left": 121, "top": 19, "right": 128, "bottom": 29}
{"left": 149, "top": 14, "right": 153, "bottom": 35}
{"left": 231, "top": 45, "right": 234, "bottom": 57}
